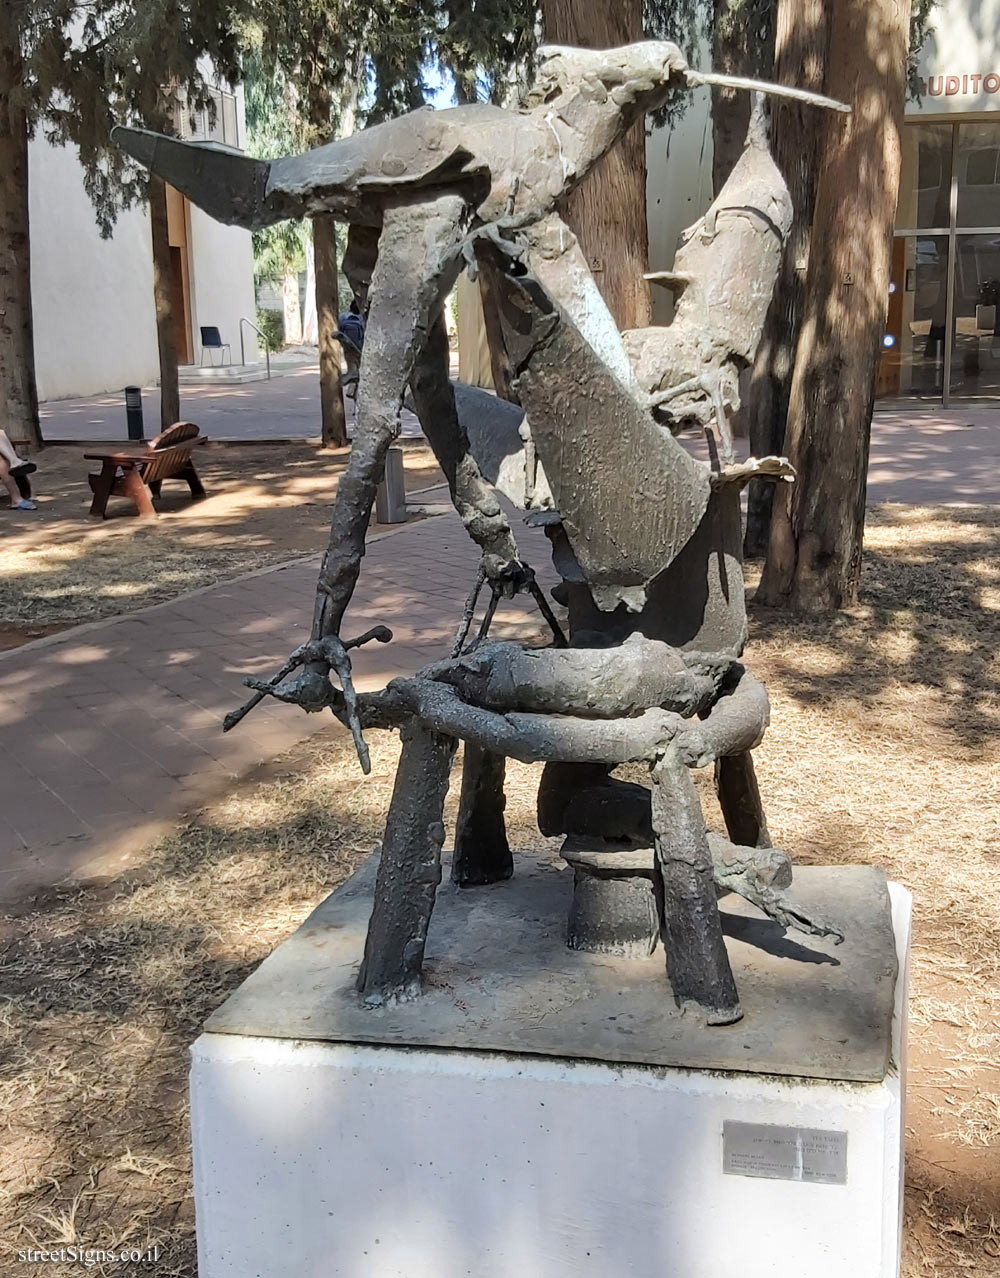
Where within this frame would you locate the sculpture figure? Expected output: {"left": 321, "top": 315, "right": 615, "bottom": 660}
{"left": 116, "top": 44, "right": 847, "bottom": 1025}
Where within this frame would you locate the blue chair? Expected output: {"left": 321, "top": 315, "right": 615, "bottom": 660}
{"left": 200, "top": 326, "right": 232, "bottom": 366}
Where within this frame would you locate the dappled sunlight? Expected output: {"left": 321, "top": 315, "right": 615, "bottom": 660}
{"left": 749, "top": 504, "right": 1000, "bottom": 751}
{"left": 743, "top": 503, "right": 1000, "bottom": 1265}
{"left": 0, "top": 442, "right": 443, "bottom": 642}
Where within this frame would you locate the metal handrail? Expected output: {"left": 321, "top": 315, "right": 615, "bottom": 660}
{"left": 239, "top": 317, "right": 271, "bottom": 380}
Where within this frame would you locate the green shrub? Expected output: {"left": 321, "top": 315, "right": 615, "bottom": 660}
{"left": 256, "top": 307, "right": 285, "bottom": 352}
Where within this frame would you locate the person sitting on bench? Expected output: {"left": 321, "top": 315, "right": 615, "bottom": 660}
{"left": 0, "top": 429, "right": 37, "bottom": 511}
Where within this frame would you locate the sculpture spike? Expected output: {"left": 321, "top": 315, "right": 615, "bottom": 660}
{"left": 688, "top": 71, "right": 851, "bottom": 114}
{"left": 111, "top": 126, "right": 285, "bottom": 229}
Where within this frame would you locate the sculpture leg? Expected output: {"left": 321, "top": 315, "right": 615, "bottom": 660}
{"left": 312, "top": 192, "right": 471, "bottom": 643}
{"left": 409, "top": 306, "right": 521, "bottom": 576}
{"left": 357, "top": 721, "right": 457, "bottom": 1004}
{"left": 537, "top": 762, "right": 613, "bottom": 836}
{"left": 650, "top": 748, "right": 742, "bottom": 1024}
{"left": 715, "top": 751, "right": 772, "bottom": 849}
{"left": 452, "top": 744, "right": 513, "bottom": 887}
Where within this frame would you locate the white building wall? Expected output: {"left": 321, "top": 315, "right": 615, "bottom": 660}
{"left": 187, "top": 208, "right": 259, "bottom": 366}
{"left": 186, "top": 81, "right": 259, "bottom": 366}
{"left": 29, "top": 79, "right": 257, "bottom": 401}
{"left": 29, "top": 136, "right": 160, "bottom": 401}
{"left": 645, "top": 85, "right": 715, "bottom": 325}
{"left": 909, "top": 0, "right": 1000, "bottom": 116}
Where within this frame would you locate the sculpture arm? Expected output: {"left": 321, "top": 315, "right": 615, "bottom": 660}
{"left": 408, "top": 309, "right": 522, "bottom": 580}
{"left": 670, "top": 667, "right": 770, "bottom": 767}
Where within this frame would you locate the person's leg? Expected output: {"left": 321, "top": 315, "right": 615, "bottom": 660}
{"left": 0, "top": 456, "right": 34, "bottom": 509}
{"left": 0, "top": 430, "right": 26, "bottom": 469}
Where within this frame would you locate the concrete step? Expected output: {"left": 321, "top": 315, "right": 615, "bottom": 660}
{"left": 179, "top": 364, "right": 270, "bottom": 385}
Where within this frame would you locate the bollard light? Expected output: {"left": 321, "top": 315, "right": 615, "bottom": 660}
{"left": 124, "top": 386, "right": 145, "bottom": 441}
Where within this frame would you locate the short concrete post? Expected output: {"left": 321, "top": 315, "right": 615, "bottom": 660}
{"left": 375, "top": 446, "right": 407, "bottom": 523}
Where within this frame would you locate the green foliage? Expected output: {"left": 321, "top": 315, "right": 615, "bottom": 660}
{"left": 12, "top": 1, "right": 244, "bottom": 236}
{"left": 435, "top": 0, "right": 537, "bottom": 106}
{"left": 256, "top": 306, "right": 287, "bottom": 350}
{"left": 908, "top": 0, "right": 939, "bottom": 100}
{"left": 242, "top": 47, "right": 309, "bottom": 284}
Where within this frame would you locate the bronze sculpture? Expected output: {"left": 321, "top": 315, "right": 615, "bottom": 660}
{"left": 115, "top": 43, "right": 847, "bottom": 1025}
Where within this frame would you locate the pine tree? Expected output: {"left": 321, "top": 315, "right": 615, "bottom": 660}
{"left": 243, "top": 52, "right": 310, "bottom": 346}
{"left": 1, "top": 2, "right": 243, "bottom": 446}
{"left": 757, "top": 0, "right": 913, "bottom": 612}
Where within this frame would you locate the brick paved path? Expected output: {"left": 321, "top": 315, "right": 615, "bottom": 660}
{"left": 0, "top": 508, "right": 554, "bottom": 901}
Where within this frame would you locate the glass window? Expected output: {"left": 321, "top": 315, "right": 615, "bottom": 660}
{"left": 949, "top": 234, "right": 1000, "bottom": 398}
{"left": 956, "top": 122, "right": 1000, "bottom": 227}
{"left": 879, "top": 235, "right": 949, "bottom": 397}
{"left": 222, "top": 94, "right": 239, "bottom": 148}
{"left": 896, "top": 124, "right": 953, "bottom": 230}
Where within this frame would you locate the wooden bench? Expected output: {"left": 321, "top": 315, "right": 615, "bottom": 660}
{"left": 86, "top": 421, "right": 207, "bottom": 519}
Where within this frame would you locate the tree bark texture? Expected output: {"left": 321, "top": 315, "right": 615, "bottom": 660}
{"left": 758, "top": 0, "right": 912, "bottom": 611}
{"left": 743, "top": 0, "right": 830, "bottom": 557}
{"left": 314, "top": 212, "right": 348, "bottom": 447}
{"left": 149, "top": 176, "right": 180, "bottom": 433}
{"left": 710, "top": 0, "right": 773, "bottom": 196}
{"left": 282, "top": 270, "right": 303, "bottom": 345}
{"left": 540, "top": 0, "right": 651, "bottom": 330}
{"left": 0, "top": 12, "right": 41, "bottom": 452}
{"left": 477, "top": 263, "right": 517, "bottom": 400}
{"left": 357, "top": 721, "right": 456, "bottom": 1003}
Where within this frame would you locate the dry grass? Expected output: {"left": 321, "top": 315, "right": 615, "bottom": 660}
{"left": 1, "top": 501, "right": 999, "bottom": 1274}
{"left": 0, "top": 441, "right": 443, "bottom": 645}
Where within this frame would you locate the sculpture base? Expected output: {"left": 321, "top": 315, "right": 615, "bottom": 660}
{"left": 205, "top": 853, "right": 900, "bottom": 1081}
{"left": 191, "top": 855, "right": 909, "bottom": 1277}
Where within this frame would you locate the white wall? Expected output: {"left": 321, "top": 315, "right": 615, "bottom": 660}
{"left": 30, "top": 76, "right": 258, "bottom": 400}
{"left": 187, "top": 208, "right": 259, "bottom": 366}
{"left": 29, "top": 136, "right": 160, "bottom": 401}
{"left": 909, "top": 0, "right": 1000, "bottom": 116}
{"left": 645, "top": 86, "right": 715, "bottom": 325}
{"left": 186, "top": 82, "right": 259, "bottom": 366}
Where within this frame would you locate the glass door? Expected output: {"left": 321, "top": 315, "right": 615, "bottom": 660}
{"left": 882, "top": 118, "right": 1000, "bottom": 403}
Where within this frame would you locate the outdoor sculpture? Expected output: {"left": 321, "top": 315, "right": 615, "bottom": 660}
{"left": 115, "top": 43, "right": 848, "bottom": 1025}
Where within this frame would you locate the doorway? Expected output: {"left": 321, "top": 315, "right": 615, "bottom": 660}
{"left": 881, "top": 119, "right": 1000, "bottom": 404}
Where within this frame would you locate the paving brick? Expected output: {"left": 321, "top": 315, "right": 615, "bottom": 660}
{"left": 0, "top": 506, "right": 556, "bottom": 899}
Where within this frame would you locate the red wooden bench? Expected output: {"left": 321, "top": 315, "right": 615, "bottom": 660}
{"left": 86, "top": 421, "right": 207, "bottom": 519}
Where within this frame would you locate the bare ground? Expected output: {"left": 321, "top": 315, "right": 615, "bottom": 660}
{"left": 0, "top": 440, "right": 444, "bottom": 650}
{"left": 1, "top": 503, "right": 999, "bottom": 1274}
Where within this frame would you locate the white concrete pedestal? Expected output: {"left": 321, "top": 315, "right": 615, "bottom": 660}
{"left": 190, "top": 876, "right": 909, "bottom": 1278}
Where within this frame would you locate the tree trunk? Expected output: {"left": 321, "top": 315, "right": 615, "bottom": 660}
{"left": 540, "top": 0, "right": 651, "bottom": 330}
{"left": 149, "top": 175, "right": 180, "bottom": 433}
{"left": 0, "top": 14, "right": 41, "bottom": 452}
{"left": 743, "top": 0, "right": 831, "bottom": 557}
{"left": 282, "top": 269, "right": 302, "bottom": 345}
{"left": 710, "top": 0, "right": 774, "bottom": 196}
{"left": 302, "top": 237, "right": 318, "bottom": 343}
{"left": 308, "top": 80, "right": 347, "bottom": 448}
{"left": 314, "top": 213, "right": 347, "bottom": 447}
{"left": 757, "top": 0, "right": 912, "bottom": 611}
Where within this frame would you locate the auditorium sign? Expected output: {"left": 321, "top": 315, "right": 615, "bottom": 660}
{"left": 924, "top": 73, "right": 1000, "bottom": 96}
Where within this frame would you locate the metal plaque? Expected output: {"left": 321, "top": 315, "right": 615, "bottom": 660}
{"left": 722, "top": 1121, "right": 848, "bottom": 1184}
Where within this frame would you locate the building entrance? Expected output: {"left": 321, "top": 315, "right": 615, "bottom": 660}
{"left": 880, "top": 119, "right": 1000, "bottom": 404}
